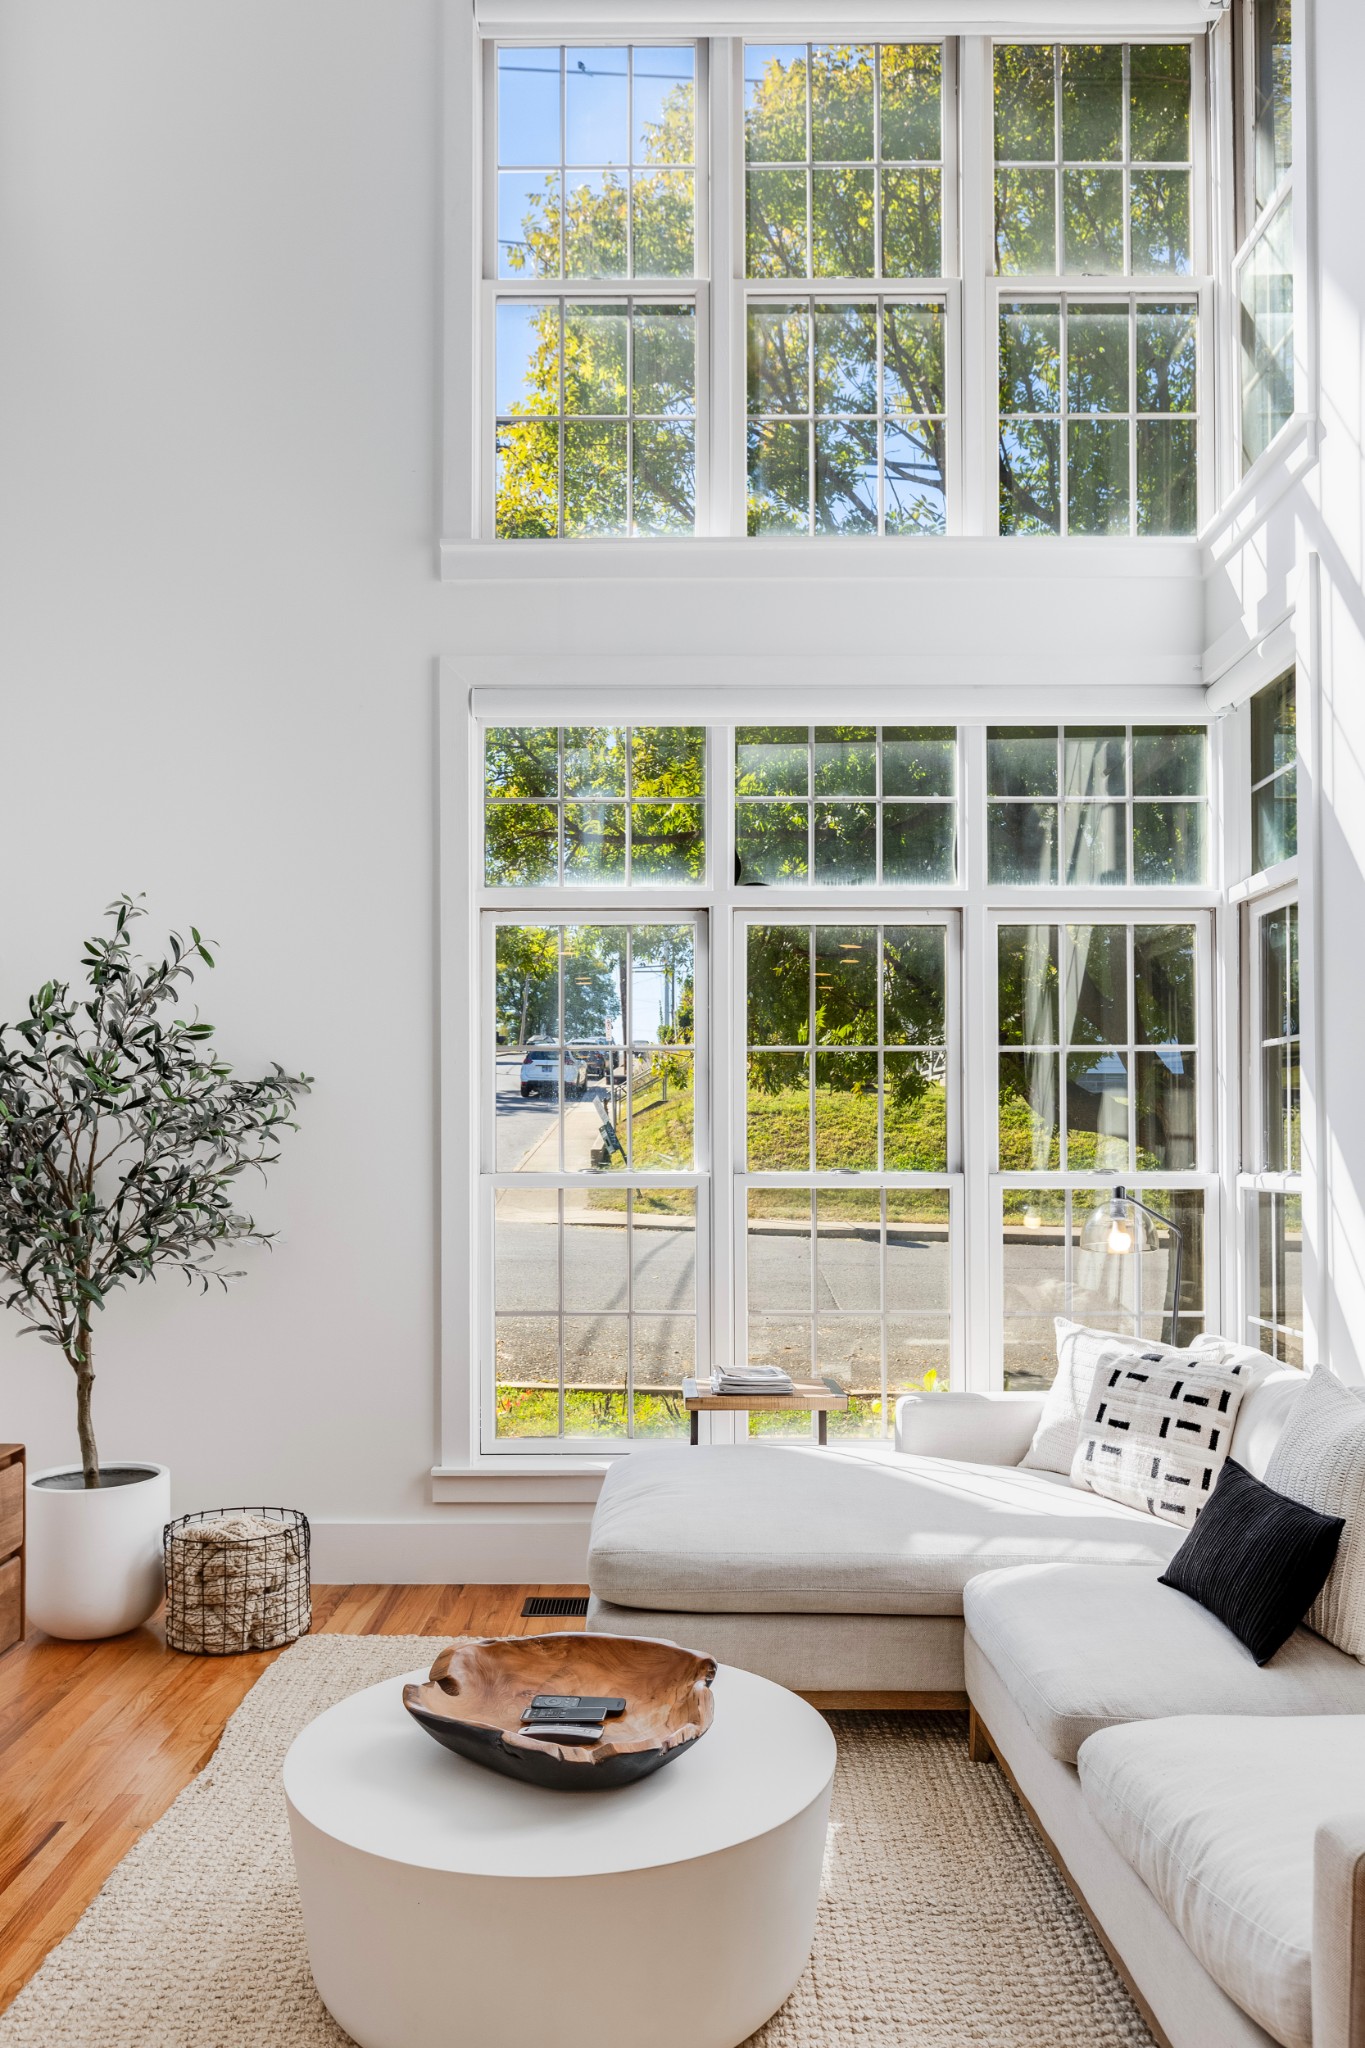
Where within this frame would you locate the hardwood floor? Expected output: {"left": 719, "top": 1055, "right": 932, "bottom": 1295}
{"left": 0, "top": 1583, "right": 588, "bottom": 2013}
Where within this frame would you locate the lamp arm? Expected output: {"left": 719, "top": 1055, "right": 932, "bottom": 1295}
{"left": 1115, "top": 1189, "right": 1185, "bottom": 1347}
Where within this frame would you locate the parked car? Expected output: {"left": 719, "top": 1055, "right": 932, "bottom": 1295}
{"left": 520, "top": 1042, "right": 588, "bottom": 1099}
{"left": 579, "top": 1047, "right": 607, "bottom": 1079}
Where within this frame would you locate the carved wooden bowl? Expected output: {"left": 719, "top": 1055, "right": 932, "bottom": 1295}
{"left": 401, "top": 1632, "right": 717, "bottom": 1791}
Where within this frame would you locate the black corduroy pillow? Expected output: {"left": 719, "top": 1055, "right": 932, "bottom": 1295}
{"left": 1158, "top": 1457, "right": 1345, "bottom": 1665}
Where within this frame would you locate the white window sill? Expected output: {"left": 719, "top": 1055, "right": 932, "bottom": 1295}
{"left": 1201, "top": 414, "right": 1316, "bottom": 561}
{"left": 1227, "top": 857, "right": 1298, "bottom": 904}
{"left": 439, "top": 534, "right": 1202, "bottom": 584}
{"left": 431, "top": 1461, "right": 614, "bottom": 1504}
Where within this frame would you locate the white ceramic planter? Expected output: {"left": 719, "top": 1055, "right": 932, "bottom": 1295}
{"left": 26, "top": 1462, "right": 170, "bottom": 1639}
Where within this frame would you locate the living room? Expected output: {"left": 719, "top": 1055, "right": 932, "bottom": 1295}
{"left": 1, "top": 1, "right": 1362, "bottom": 2044}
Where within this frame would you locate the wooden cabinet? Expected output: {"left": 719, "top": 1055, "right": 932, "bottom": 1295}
{"left": 0, "top": 1446, "right": 24, "bottom": 1653}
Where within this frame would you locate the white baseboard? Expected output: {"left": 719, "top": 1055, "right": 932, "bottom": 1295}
{"left": 309, "top": 1506, "right": 593, "bottom": 1585}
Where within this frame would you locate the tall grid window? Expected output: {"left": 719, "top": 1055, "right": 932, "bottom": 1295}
{"left": 1241, "top": 895, "right": 1301, "bottom": 1365}
{"left": 986, "top": 725, "right": 1207, "bottom": 885}
{"left": 993, "top": 43, "right": 1192, "bottom": 277}
{"left": 998, "top": 296, "right": 1198, "bottom": 536}
{"left": 468, "top": 714, "right": 1225, "bottom": 1455}
{"left": 735, "top": 725, "right": 956, "bottom": 883}
{"left": 490, "top": 916, "right": 703, "bottom": 1441}
{"left": 1235, "top": 0, "right": 1294, "bottom": 469}
{"left": 742, "top": 916, "right": 954, "bottom": 1435}
{"left": 1250, "top": 671, "right": 1296, "bottom": 870}
{"left": 995, "top": 916, "right": 1207, "bottom": 1385}
{"left": 491, "top": 43, "right": 701, "bottom": 538}
{"left": 476, "top": 32, "right": 1235, "bottom": 541}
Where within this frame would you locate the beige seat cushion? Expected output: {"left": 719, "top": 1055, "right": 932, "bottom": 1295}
{"left": 963, "top": 1561, "right": 1365, "bottom": 1763}
{"left": 587, "top": 1443, "right": 1182, "bottom": 1616}
{"left": 1079, "top": 1715, "right": 1365, "bottom": 2048}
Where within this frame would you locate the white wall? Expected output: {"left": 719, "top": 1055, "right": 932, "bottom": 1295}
{"left": 3, "top": 0, "right": 1344, "bottom": 1580}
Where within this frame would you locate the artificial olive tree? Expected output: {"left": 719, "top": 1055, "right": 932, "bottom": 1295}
{"left": 0, "top": 898, "right": 310, "bottom": 1487}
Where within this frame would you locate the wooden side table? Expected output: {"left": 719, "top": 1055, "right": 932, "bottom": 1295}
{"left": 0, "top": 1444, "right": 25, "bottom": 1654}
{"left": 682, "top": 1378, "right": 848, "bottom": 1446}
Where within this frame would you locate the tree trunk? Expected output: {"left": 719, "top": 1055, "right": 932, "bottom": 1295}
{"left": 73, "top": 1329, "right": 100, "bottom": 1488}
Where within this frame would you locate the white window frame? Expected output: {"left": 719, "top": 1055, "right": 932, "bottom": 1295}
{"left": 451, "top": 20, "right": 1217, "bottom": 554}
{"left": 988, "top": 905, "right": 1219, "bottom": 1376}
{"left": 988, "top": 35, "right": 1211, "bottom": 537}
{"left": 734, "top": 904, "right": 966, "bottom": 1434}
{"left": 444, "top": 692, "right": 1224, "bottom": 1468}
{"left": 1235, "top": 880, "right": 1302, "bottom": 1361}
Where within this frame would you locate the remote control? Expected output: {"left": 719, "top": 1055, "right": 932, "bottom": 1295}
{"left": 527, "top": 1694, "right": 625, "bottom": 1717}
{"left": 519, "top": 1721, "right": 603, "bottom": 1744}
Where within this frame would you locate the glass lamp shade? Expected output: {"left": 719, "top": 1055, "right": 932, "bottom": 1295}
{"left": 1078, "top": 1198, "right": 1155, "bottom": 1257}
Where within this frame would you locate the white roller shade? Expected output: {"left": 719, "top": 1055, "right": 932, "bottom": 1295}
{"left": 476, "top": 2, "right": 1226, "bottom": 35}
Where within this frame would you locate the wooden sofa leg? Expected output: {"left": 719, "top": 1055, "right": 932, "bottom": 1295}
{"left": 967, "top": 1706, "right": 993, "bottom": 1763}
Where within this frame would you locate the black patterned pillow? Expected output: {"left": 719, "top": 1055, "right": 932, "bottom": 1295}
{"left": 1069, "top": 1347, "right": 1257, "bottom": 1527}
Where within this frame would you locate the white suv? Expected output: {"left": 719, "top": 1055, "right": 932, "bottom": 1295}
{"left": 519, "top": 1041, "right": 588, "bottom": 1099}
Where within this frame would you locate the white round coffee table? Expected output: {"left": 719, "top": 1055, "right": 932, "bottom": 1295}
{"left": 284, "top": 1661, "right": 835, "bottom": 2048}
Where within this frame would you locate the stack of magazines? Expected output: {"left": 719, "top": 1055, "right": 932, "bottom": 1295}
{"left": 711, "top": 1364, "right": 794, "bottom": 1396}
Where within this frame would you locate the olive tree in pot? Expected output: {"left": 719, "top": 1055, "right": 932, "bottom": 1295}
{"left": 0, "top": 899, "right": 309, "bottom": 1639}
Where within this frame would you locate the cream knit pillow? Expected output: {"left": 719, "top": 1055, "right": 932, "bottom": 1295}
{"left": 1264, "top": 1365, "right": 1365, "bottom": 1660}
{"left": 1023, "top": 1319, "right": 1215, "bottom": 1475}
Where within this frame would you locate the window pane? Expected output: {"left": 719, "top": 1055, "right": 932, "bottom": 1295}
{"left": 881, "top": 45, "right": 942, "bottom": 160}
{"left": 1133, "top": 924, "right": 1196, "bottom": 1045}
{"left": 999, "top": 1051, "right": 1061, "bottom": 1168}
{"left": 884, "top": 1053, "right": 947, "bottom": 1168}
{"left": 1068, "top": 306, "right": 1129, "bottom": 414}
{"left": 1133, "top": 800, "right": 1205, "bottom": 882}
{"left": 748, "top": 924, "right": 810, "bottom": 1044}
{"left": 1061, "top": 44, "right": 1123, "bottom": 160}
{"left": 1062, "top": 167, "right": 1124, "bottom": 272}
{"left": 883, "top": 803, "right": 955, "bottom": 883}
{"left": 1002, "top": 1189, "right": 1067, "bottom": 1312}
{"left": 563, "top": 420, "right": 628, "bottom": 534}
{"left": 1064, "top": 798, "right": 1128, "bottom": 882}
{"left": 1251, "top": 672, "right": 1297, "bottom": 783}
{"left": 812, "top": 167, "right": 876, "bottom": 277}
{"left": 1135, "top": 1046, "right": 1197, "bottom": 1168}
{"left": 748, "top": 167, "right": 807, "bottom": 275}
{"left": 1240, "top": 197, "right": 1295, "bottom": 468}
{"left": 499, "top": 47, "right": 561, "bottom": 168}
{"left": 1000, "top": 302, "right": 1061, "bottom": 412}
{"left": 634, "top": 47, "right": 695, "bottom": 165}
{"left": 738, "top": 725, "right": 809, "bottom": 795}
{"left": 813, "top": 798, "right": 877, "bottom": 877}
{"left": 1254, "top": 778, "right": 1297, "bottom": 870}
{"left": 1130, "top": 45, "right": 1190, "bottom": 163}
{"left": 1067, "top": 1049, "right": 1129, "bottom": 1168}
{"left": 884, "top": 727, "right": 955, "bottom": 797}
{"left": 999, "top": 924, "right": 1060, "bottom": 1044}
{"left": 748, "top": 1052, "right": 810, "bottom": 1168}
{"left": 999, "top": 426, "right": 1062, "bottom": 536}
{"left": 995, "top": 169, "right": 1056, "bottom": 274}
{"left": 565, "top": 46, "right": 629, "bottom": 166}
{"left": 1067, "top": 420, "right": 1130, "bottom": 536}
{"left": 745, "top": 45, "right": 807, "bottom": 163}
{"left": 1136, "top": 419, "right": 1196, "bottom": 536}
{"left": 1130, "top": 170, "right": 1191, "bottom": 274}
{"left": 749, "top": 1188, "right": 811, "bottom": 1310}
{"left": 883, "top": 168, "right": 942, "bottom": 276}
{"left": 1064, "top": 924, "right": 1128, "bottom": 1046}
{"left": 989, "top": 800, "right": 1059, "bottom": 880}
{"left": 747, "top": 420, "right": 809, "bottom": 532}
{"left": 1253, "top": 0, "right": 1293, "bottom": 211}
{"left": 737, "top": 802, "right": 809, "bottom": 881}
{"left": 994, "top": 45, "right": 1055, "bottom": 159}
{"left": 1132, "top": 725, "right": 1205, "bottom": 796}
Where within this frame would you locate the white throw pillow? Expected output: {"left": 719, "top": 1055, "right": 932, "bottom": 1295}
{"left": 1264, "top": 1365, "right": 1365, "bottom": 1661}
{"left": 1069, "top": 1347, "right": 1254, "bottom": 1527}
{"left": 1022, "top": 1319, "right": 1202, "bottom": 1475}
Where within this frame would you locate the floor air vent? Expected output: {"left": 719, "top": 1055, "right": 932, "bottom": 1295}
{"left": 521, "top": 1595, "right": 590, "bottom": 1618}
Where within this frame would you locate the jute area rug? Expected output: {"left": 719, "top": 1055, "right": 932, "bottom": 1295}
{"left": 0, "top": 1634, "right": 1155, "bottom": 2048}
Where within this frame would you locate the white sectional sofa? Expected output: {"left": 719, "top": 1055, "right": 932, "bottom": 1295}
{"left": 585, "top": 1357, "right": 1365, "bottom": 2046}
{"left": 588, "top": 1383, "right": 1233, "bottom": 1698}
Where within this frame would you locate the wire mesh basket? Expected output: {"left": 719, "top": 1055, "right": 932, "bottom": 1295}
{"left": 164, "top": 1506, "right": 311, "bottom": 1655}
